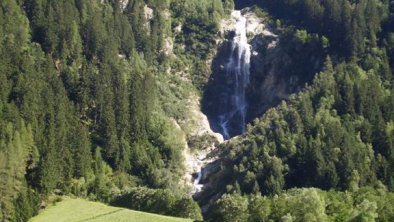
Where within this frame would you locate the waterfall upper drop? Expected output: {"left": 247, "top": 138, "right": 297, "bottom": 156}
{"left": 203, "top": 10, "right": 252, "bottom": 140}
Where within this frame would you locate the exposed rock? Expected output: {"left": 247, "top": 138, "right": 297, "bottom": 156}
{"left": 213, "top": 11, "right": 252, "bottom": 139}
{"left": 181, "top": 97, "right": 223, "bottom": 193}
{"left": 220, "top": 8, "right": 276, "bottom": 38}
{"left": 141, "top": 5, "right": 154, "bottom": 31}
{"left": 248, "top": 34, "right": 290, "bottom": 116}
{"left": 244, "top": 10, "right": 270, "bottom": 36}
{"left": 219, "top": 16, "right": 236, "bottom": 36}
{"left": 144, "top": 5, "right": 154, "bottom": 21}
{"left": 183, "top": 148, "right": 214, "bottom": 194}
{"left": 234, "top": 0, "right": 255, "bottom": 9}
{"left": 119, "top": 0, "right": 129, "bottom": 11}
{"left": 204, "top": 10, "right": 263, "bottom": 138}
{"left": 162, "top": 37, "right": 173, "bottom": 55}
{"left": 188, "top": 95, "right": 224, "bottom": 144}
{"left": 175, "top": 24, "right": 182, "bottom": 33}
{"left": 179, "top": 92, "right": 223, "bottom": 194}
{"left": 204, "top": 8, "right": 308, "bottom": 138}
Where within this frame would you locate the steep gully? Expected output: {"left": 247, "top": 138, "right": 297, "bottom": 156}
{"left": 190, "top": 7, "right": 322, "bottom": 200}
{"left": 190, "top": 10, "right": 255, "bottom": 196}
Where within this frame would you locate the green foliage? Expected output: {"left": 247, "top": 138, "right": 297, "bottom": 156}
{"left": 257, "top": 0, "right": 389, "bottom": 59}
{"left": 0, "top": 121, "right": 38, "bottom": 221}
{"left": 13, "top": 188, "right": 40, "bottom": 222}
{"left": 211, "top": 194, "right": 249, "bottom": 222}
{"left": 205, "top": 54, "right": 394, "bottom": 198}
{"left": 89, "top": 147, "right": 114, "bottom": 202}
{"left": 111, "top": 187, "right": 202, "bottom": 221}
{"left": 170, "top": 0, "right": 226, "bottom": 89}
{"left": 210, "top": 187, "right": 394, "bottom": 222}
{"left": 203, "top": 2, "right": 394, "bottom": 217}
{"left": 0, "top": 0, "right": 228, "bottom": 220}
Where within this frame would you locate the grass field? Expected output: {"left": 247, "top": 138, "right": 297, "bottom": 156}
{"left": 29, "top": 198, "right": 193, "bottom": 222}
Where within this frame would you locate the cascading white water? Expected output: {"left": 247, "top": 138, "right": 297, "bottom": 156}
{"left": 190, "top": 11, "right": 252, "bottom": 195}
{"left": 193, "top": 170, "right": 203, "bottom": 193}
{"left": 218, "top": 10, "right": 251, "bottom": 139}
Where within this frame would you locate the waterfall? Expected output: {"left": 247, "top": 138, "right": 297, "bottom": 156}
{"left": 218, "top": 10, "right": 251, "bottom": 139}
{"left": 191, "top": 10, "right": 252, "bottom": 195}
{"left": 193, "top": 170, "right": 203, "bottom": 193}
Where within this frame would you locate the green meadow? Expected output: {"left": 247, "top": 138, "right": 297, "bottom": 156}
{"left": 29, "top": 198, "right": 193, "bottom": 222}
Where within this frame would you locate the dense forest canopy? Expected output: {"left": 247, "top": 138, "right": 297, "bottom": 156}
{"left": 0, "top": 0, "right": 233, "bottom": 220}
{"left": 200, "top": 0, "right": 394, "bottom": 221}
{"left": 1, "top": 0, "right": 394, "bottom": 221}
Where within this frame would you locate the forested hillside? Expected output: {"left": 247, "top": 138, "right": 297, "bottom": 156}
{"left": 0, "top": 0, "right": 231, "bottom": 221}
{"left": 200, "top": 0, "right": 394, "bottom": 221}
{"left": 1, "top": 0, "right": 394, "bottom": 221}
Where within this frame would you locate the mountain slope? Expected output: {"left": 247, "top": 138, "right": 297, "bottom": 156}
{"left": 2, "top": 0, "right": 394, "bottom": 221}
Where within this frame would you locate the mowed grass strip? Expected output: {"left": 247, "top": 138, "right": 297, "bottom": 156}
{"left": 29, "top": 198, "right": 193, "bottom": 222}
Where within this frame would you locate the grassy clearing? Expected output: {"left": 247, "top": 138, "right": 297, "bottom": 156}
{"left": 29, "top": 198, "right": 193, "bottom": 222}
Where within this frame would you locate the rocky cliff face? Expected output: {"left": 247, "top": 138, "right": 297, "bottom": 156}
{"left": 119, "top": 0, "right": 129, "bottom": 11}
{"left": 247, "top": 27, "right": 295, "bottom": 119}
{"left": 203, "top": 8, "right": 322, "bottom": 139}
{"left": 234, "top": 0, "right": 255, "bottom": 10}
{"left": 204, "top": 10, "right": 251, "bottom": 140}
{"left": 177, "top": 6, "right": 323, "bottom": 201}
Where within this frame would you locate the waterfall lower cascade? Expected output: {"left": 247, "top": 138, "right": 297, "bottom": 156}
{"left": 193, "top": 170, "right": 203, "bottom": 193}
{"left": 187, "top": 151, "right": 217, "bottom": 195}
{"left": 218, "top": 10, "right": 252, "bottom": 140}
